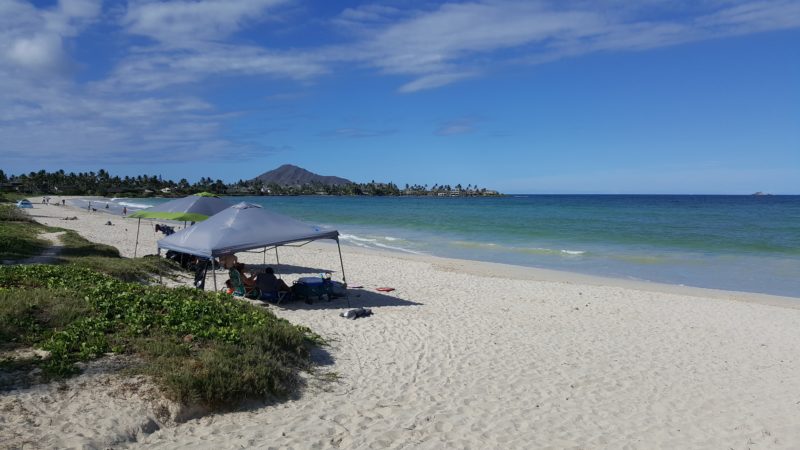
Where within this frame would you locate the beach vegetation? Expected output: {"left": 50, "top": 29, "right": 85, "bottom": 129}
{"left": 0, "top": 204, "right": 49, "bottom": 260}
{"left": 56, "top": 229, "right": 176, "bottom": 282}
{"left": 0, "top": 192, "right": 29, "bottom": 203}
{"left": 0, "top": 264, "right": 320, "bottom": 409}
{"left": 0, "top": 210, "right": 322, "bottom": 410}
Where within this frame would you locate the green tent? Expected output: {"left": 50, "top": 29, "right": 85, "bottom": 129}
{"left": 130, "top": 193, "right": 231, "bottom": 256}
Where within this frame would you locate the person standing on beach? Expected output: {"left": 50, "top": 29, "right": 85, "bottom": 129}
{"left": 87, "top": 201, "right": 91, "bottom": 211}
{"left": 123, "top": 206, "right": 127, "bottom": 216}
{"left": 61, "top": 199, "right": 65, "bottom": 206}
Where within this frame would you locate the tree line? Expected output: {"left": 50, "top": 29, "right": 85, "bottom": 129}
{"left": 0, "top": 169, "right": 500, "bottom": 197}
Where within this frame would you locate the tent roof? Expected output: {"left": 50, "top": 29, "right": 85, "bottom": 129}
{"left": 129, "top": 194, "right": 231, "bottom": 222}
{"left": 157, "top": 202, "right": 339, "bottom": 258}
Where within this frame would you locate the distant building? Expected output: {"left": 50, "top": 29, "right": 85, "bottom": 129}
{"left": 0, "top": 182, "right": 22, "bottom": 192}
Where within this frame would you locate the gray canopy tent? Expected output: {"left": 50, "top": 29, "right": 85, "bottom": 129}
{"left": 157, "top": 202, "right": 346, "bottom": 295}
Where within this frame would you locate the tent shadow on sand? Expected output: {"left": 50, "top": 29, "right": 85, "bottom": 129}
{"left": 275, "top": 288, "right": 422, "bottom": 311}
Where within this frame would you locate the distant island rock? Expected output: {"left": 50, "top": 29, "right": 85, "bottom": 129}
{"left": 253, "top": 164, "right": 352, "bottom": 186}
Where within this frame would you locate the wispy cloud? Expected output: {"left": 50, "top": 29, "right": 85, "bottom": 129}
{"left": 123, "top": 0, "right": 289, "bottom": 46}
{"left": 318, "top": 128, "right": 396, "bottom": 139}
{"left": 97, "top": 43, "right": 326, "bottom": 91}
{"left": 435, "top": 117, "right": 479, "bottom": 136}
{"left": 332, "top": 0, "right": 800, "bottom": 92}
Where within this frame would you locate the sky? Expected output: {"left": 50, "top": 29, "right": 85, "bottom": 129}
{"left": 0, "top": 0, "right": 798, "bottom": 194}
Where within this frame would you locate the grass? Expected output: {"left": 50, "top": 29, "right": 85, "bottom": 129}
{"left": 0, "top": 204, "right": 49, "bottom": 260}
{"left": 0, "top": 193, "right": 30, "bottom": 203}
{"left": 0, "top": 206, "right": 323, "bottom": 411}
{"left": 58, "top": 230, "right": 176, "bottom": 282}
{"left": 0, "top": 203, "right": 175, "bottom": 281}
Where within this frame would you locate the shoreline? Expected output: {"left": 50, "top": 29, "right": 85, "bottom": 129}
{"left": 76, "top": 194, "right": 800, "bottom": 298}
{"left": 27, "top": 196, "right": 800, "bottom": 309}
{"left": 337, "top": 242, "right": 800, "bottom": 310}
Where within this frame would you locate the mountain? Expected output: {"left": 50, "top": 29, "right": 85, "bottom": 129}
{"left": 252, "top": 164, "right": 352, "bottom": 186}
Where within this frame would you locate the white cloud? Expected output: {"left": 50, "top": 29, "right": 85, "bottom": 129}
{"left": 0, "top": 71, "right": 246, "bottom": 164}
{"left": 124, "top": 0, "right": 289, "bottom": 46}
{"left": 6, "top": 34, "right": 69, "bottom": 73}
{"left": 399, "top": 71, "right": 479, "bottom": 93}
{"left": 435, "top": 117, "right": 479, "bottom": 136}
{"left": 332, "top": 0, "right": 800, "bottom": 91}
{"left": 98, "top": 43, "right": 326, "bottom": 91}
{"left": 1, "top": 0, "right": 101, "bottom": 74}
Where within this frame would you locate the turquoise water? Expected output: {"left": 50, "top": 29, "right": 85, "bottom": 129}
{"left": 110, "top": 195, "right": 800, "bottom": 297}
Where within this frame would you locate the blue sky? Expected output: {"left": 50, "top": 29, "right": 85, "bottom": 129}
{"left": 1, "top": 0, "right": 798, "bottom": 194}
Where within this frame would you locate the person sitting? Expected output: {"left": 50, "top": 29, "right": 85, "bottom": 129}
{"left": 256, "top": 267, "right": 291, "bottom": 301}
{"left": 222, "top": 256, "right": 260, "bottom": 299}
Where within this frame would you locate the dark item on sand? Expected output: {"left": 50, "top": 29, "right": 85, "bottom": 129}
{"left": 340, "top": 308, "right": 373, "bottom": 320}
{"left": 193, "top": 259, "right": 210, "bottom": 290}
{"left": 155, "top": 224, "right": 175, "bottom": 235}
{"left": 165, "top": 250, "right": 194, "bottom": 269}
{"left": 376, "top": 287, "right": 395, "bottom": 292}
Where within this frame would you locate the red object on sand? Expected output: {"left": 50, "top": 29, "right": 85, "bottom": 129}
{"left": 376, "top": 287, "right": 395, "bottom": 292}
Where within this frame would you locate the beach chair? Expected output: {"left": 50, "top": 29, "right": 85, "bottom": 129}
{"left": 229, "top": 268, "right": 261, "bottom": 299}
{"left": 254, "top": 271, "right": 291, "bottom": 304}
{"left": 259, "top": 289, "right": 290, "bottom": 305}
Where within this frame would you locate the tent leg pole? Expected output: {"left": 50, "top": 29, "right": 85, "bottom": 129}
{"left": 275, "top": 247, "right": 281, "bottom": 279}
{"left": 134, "top": 218, "right": 141, "bottom": 258}
{"left": 336, "top": 239, "right": 350, "bottom": 308}
{"left": 212, "top": 258, "right": 217, "bottom": 292}
{"left": 158, "top": 248, "right": 162, "bottom": 285}
{"left": 263, "top": 248, "right": 266, "bottom": 266}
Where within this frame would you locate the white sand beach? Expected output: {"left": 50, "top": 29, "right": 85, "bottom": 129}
{"left": 4, "top": 200, "right": 800, "bottom": 449}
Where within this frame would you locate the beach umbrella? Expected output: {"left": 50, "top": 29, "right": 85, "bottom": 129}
{"left": 130, "top": 193, "right": 231, "bottom": 257}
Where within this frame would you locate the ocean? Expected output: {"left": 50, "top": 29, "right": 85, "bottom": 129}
{"left": 96, "top": 195, "right": 800, "bottom": 297}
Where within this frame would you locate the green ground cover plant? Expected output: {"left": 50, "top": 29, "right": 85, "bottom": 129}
{"left": 0, "top": 264, "right": 320, "bottom": 409}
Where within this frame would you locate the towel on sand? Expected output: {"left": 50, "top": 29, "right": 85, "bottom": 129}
{"left": 340, "top": 308, "right": 373, "bottom": 320}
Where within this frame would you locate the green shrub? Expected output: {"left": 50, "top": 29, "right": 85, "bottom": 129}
{"left": 0, "top": 204, "right": 34, "bottom": 222}
{"left": 0, "top": 264, "right": 319, "bottom": 409}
